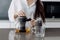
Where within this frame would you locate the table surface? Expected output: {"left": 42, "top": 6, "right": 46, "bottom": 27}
{"left": 9, "top": 30, "right": 44, "bottom": 40}
{"left": 0, "top": 29, "right": 60, "bottom": 40}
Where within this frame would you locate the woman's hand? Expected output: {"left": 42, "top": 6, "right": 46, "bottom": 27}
{"left": 14, "top": 13, "right": 18, "bottom": 19}
{"left": 14, "top": 10, "right": 26, "bottom": 19}
{"left": 30, "top": 19, "right": 36, "bottom": 27}
{"left": 17, "top": 10, "right": 26, "bottom": 17}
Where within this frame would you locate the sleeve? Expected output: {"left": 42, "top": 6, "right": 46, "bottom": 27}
{"left": 8, "top": 0, "right": 23, "bottom": 22}
{"left": 14, "top": 0, "right": 23, "bottom": 12}
{"left": 8, "top": 0, "right": 15, "bottom": 22}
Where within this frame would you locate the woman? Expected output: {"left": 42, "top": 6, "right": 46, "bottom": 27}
{"left": 8, "top": 0, "right": 45, "bottom": 32}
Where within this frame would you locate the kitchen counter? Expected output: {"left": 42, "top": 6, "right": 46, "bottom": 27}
{"left": 9, "top": 30, "right": 45, "bottom": 40}
{"left": 9, "top": 29, "right": 60, "bottom": 40}
{"left": 0, "top": 29, "right": 60, "bottom": 40}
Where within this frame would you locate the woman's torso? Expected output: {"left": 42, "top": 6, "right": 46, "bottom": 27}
{"left": 14, "top": 0, "right": 37, "bottom": 28}
{"left": 20, "top": 0, "right": 36, "bottom": 19}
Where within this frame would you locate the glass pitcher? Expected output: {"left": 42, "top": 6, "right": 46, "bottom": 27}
{"left": 31, "top": 18, "right": 45, "bottom": 38}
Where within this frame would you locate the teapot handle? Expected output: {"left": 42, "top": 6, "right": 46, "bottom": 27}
{"left": 26, "top": 18, "right": 31, "bottom": 21}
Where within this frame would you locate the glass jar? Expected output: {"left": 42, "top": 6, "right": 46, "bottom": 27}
{"left": 32, "top": 18, "right": 45, "bottom": 38}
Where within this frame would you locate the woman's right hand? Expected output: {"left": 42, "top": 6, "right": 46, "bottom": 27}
{"left": 17, "top": 10, "right": 26, "bottom": 17}
{"left": 14, "top": 10, "right": 26, "bottom": 19}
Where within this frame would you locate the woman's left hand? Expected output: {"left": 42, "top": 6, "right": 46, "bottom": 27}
{"left": 30, "top": 19, "right": 36, "bottom": 27}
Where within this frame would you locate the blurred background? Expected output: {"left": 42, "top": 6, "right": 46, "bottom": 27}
{"left": 0, "top": 0, "right": 60, "bottom": 40}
